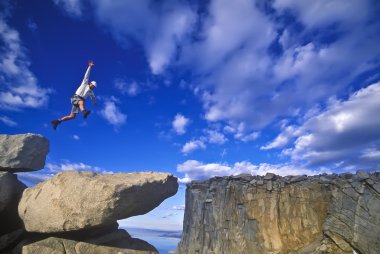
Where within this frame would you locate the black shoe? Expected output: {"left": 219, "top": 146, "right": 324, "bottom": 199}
{"left": 51, "top": 120, "right": 60, "bottom": 130}
{"left": 82, "top": 110, "right": 91, "bottom": 119}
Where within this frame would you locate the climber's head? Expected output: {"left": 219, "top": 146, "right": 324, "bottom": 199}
{"left": 89, "top": 81, "right": 97, "bottom": 89}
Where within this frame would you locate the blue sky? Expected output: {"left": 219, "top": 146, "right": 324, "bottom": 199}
{"left": 1, "top": 0, "right": 380, "bottom": 231}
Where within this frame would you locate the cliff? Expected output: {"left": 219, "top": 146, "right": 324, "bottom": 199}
{"left": 177, "top": 172, "right": 380, "bottom": 254}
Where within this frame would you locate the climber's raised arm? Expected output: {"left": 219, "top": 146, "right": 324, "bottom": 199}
{"left": 81, "top": 60, "right": 94, "bottom": 86}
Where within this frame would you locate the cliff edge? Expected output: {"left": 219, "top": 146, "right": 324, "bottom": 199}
{"left": 177, "top": 172, "right": 380, "bottom": 254}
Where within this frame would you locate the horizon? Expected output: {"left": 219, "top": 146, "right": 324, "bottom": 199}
{"left": 1, "top": 0, "right": 380, "bottom": 232}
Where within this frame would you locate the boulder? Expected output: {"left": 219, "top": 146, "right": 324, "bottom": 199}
{"left": 0, "top": 172, "right": 27, "bottom": 235}
{"left": 0, "top": 134, "right": 49, "bottom": 172}
{"left": 19, "top": 171, "right": 178, "bottom": 233}
{"left": 263, "top": 172, "right": 276, "bottom": 180}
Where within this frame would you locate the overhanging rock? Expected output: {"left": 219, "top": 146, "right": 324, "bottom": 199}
{"left": 19, "top": 171, "right": 178, "bottom": 233}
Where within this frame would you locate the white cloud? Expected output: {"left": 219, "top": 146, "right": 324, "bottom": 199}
{"left": 52, "top": 0, "right": 83, "bottom": 17}
{"left": 0, "top": 11, "right": 52, "bottom": 111}
{"left": 181, "top": 140, "right": 206, "bottom": 154}
{"left": 261, "top": 126, "right": 298, "bottom": 150}
{"left": 360, "top": 149, "right": 380, "bottom": 161}
{"left": 180, "top": 0, "right": 380, "bottom": 140}
{"left": 46, "top": 161, "right": 114, "bottom": 174}
{"left": 114, "top": 79, "right": 140, "bottom": 96}
{"left": 273, "top": 0, "right": 370, "bottom": 28}
{"left": 16, "top": 172, "right": 53, "bottom": 186}
{"left": 85, "top": 0, "right": 195, "bottom": 75}
{"left": 224, "top": 123, "right": 259, "bottom": 142}
{"left": 206, "top": 130, "right": 227, "bottom": 144}
{"left": 182, "top": 0, "right": 275, "bottom": 72}
{"left": 147, "top": 6, "right": 196, "bottom": 74}
{"left": 177, "top": 160, "right": 330, "bottom": 183}
{"left": 172, "top": 114, "right": 190, "bottom": 135}
{"left": 0, "top": 115, "right": 17, "bottom": 126}
{"left": 26, "top": 18, "right": 38, "bottom": 32}
{"left": 100, "top": 97, "right": 127, "bottom": 128}
{"left": 267, "top": 83, "right": 380, "bottom": 170}
{"left": 73, "top": 134, "right": 80, "bottom": 140}
{"left": 172, "top": 205, "right": 185, "bottom": 210}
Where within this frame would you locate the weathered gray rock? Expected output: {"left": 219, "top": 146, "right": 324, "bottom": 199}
{"left": 0, "top": 172, "right": 27, "bottom": 235}
{"left": 356, "top": 170, "right": 370, "bottom": 180}
{"left": 263, "top": 172, "right": 275, "bottom": 180}
{"left": 19, "top": 171, "right": 178, "bottom": 233}
{"left": 177, "top": 172, "right": 380, "bottom": 254}
{"left": 0, "top": 134, "right": 49, "bottom": 172}
{"left": 323, "top": 176, "right": 380, "bottom": 254}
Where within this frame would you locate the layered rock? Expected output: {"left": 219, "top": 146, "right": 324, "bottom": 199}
{"left": 324, "top": 172, "right": 380, "bottom": 254}
{"left": 177, "top": 172, "right": 380, "bottom": 254}
{"left": 0, "top": 134, "right": 49, "bottom": 172}
{"left": 19, "top": 171, "right": 178, "bottom": 233}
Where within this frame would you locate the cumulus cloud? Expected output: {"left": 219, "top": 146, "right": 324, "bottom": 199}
{"left": 74, "top": 0, "right": 196, "bottom": 75}
{"left": 54, "top": 0, "right": 196, "bottom": 74}
{"left": 179, "top": 128, "right": 227, "bottom": 155}
{"left": 26, "top": 18, "right": 38, "bottom": 32}
{"left": 0, "top": 115, "right": 17, "bottom": 126}
{"left": 206, "top": 130, "right": 227, "bottom": 144}
{"left": 181, "top": 0, "right": 380, "bottom": 139}
{"left": 177, "top": 160, "right": 330, "bottom": 183}
{"left": 52, "top": 0, "right": 83, "bottom": 17}
{"left": 181, "top": 140, "right": 206, "bottom": 154}
{"left": 0, "top": 8, "right": 52, "bottom": 111}
{"left": 172, "top": 114, "right": 190, "bottom": 135}
{"left": 172, "top": 205, "right": 185, "bottom": 210}
{"left": 46, "top": 161, "right": 114, "bottom": 174}
{"left": 261, "top": 126, "right": 298, "bottom": 150}
{"left": 224, "top": 124, "right": 259, "bottom": 142}
{"left": 114, "top": 79, "right": 140, "bottom": 96}
{"left": 273, "top": 0, "right": 370, "bottom": 28}
{"left": 100, "top": 97, "right": 127, "bottom": 128}
{"left": 265, "top": 83, "right": 380, "bottom": 171}
{"left": 16, "top": 172, "right": 53, "bottom": 186}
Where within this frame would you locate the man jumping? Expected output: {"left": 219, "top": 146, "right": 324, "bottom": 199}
{"left": 51, "top": 60, "right": 97, "bottom": 130}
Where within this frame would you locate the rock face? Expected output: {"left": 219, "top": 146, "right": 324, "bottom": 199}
{"left": 19, "top": 171, "right": 178, "bottom": 233}
{"left": 324, "top": 172, "right": 380, "bottom": 254}
{"left": 0, "top": 134, "right": 49, "bottom": 172}
{"left": 0, "top": 172, "right": 26, "bottom": 235}
{"left": 177, "top": 172, "right": 380, "bottom": 254}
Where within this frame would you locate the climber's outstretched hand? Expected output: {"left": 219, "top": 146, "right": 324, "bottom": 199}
{"left": 88, "top": 60, "right": 95, "bottom": 67}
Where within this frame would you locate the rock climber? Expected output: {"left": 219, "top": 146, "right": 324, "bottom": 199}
{"left": 51, "top": 60, "right": 97, "bottom": 130}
